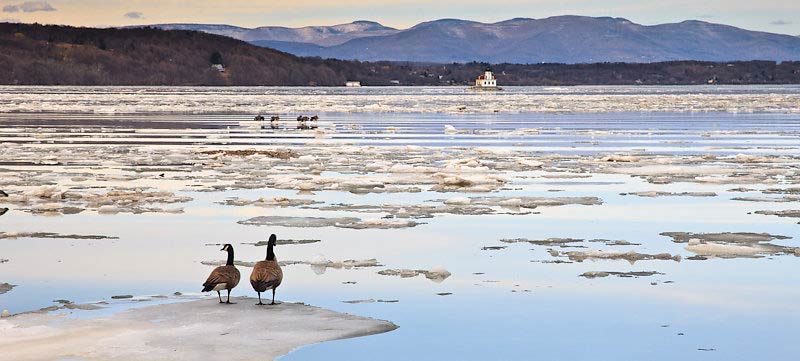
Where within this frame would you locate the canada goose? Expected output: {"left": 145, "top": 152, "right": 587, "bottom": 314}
{"left": 270, "top": 115, "right": 280, "bottom": 122}
{"left": 202, "top": 244, "right": 241, "bottom": 304}
{"left": 250, "top": 234, "right": 283, "bottom": 305}
{"left": 254, "top": 115, "right": 265, "bottom": 121}
{"left": 310, "top": 115, "right": 319, "bottom": 122}
{"left": 0, "top": 208, "right": 7, "bottom": 216}
{"left": 297, "top": 115, "right": 309, "bottom": 122}
{"left": 0, "top": 190, "right": 7, "bottom": 197}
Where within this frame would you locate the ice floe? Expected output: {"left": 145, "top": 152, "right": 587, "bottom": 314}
{"left": 238, "top": 216, "right": 419, "bottom": 229}
{"left": 220, "top": 197, "right": 320, "bottom": 207}
{"left": 661, "top": 232, "right": 799, "bottom": 258}
{"left": 378, "top": 266, "right": 452, "bottom": 283}
{"left": 555, "top": 250, "right": 681, "bottom": 264}
{"left": 620, "top": 191, "right": 717, "bottom": 198}
{"left": 0, "top": 296, "right": 397, "bottom": 360}
{"left": 469, "top": 196, "right": 603, "bottom": 208}
{"left": 201, "top": 258, "right": 382, "bottom": 274}
{"left": 753, "top": 210, "right": 800, "bottom": 219}
{"left": 0, "top": 282, "right": 14, "bottom": 295}
{"left": 731, "top": 196, "right": 800, "bottom": 203}
{"left": 0, "top": 232, "right": 118, "bottom": 240}
{"left": 1, "top": 186, "right": 192, "bottom": 215}
{"left": 501, "top": 238, "right": 585, "bottom": 248}
{"left": 244, "top": 238, "right": 321, "bottom": 246}
{"left": 579, "top": 271, "right": 663, "bottom": 279}
{"left": 307, "top": 256, "right": 383, "bottom": 274}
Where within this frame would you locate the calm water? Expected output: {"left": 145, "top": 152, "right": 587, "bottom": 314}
{"left": 1, "top": 86, "right": 799, "bottom": 360}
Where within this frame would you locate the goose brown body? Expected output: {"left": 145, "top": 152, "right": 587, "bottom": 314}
{"left": 203, "top": 265, "right": 241, "bottom": 292}
{"left": 250, "top": 234, "right": 283, "bottom": 305}
{"left": 202, "top": 243, "right": 240, "bottom": 303}
{"left": 250, "top": 259, "right": 282, "bottom": 292}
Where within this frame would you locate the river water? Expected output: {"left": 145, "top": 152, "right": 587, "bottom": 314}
{"left": 1, "top": 86, "right": 799, "bottom": 360}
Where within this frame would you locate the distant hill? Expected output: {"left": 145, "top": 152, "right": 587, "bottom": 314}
{"left": 154, "top": 17, "right": 800, "bottom": 64}
{"left": 0, "top": 23, "right": 352, "bottom": 85}
{"left": 2, "top": 23, "right": 800, "bottom": 86}
{"left": 152, "top": 21, "right": 398, "bottom": 46}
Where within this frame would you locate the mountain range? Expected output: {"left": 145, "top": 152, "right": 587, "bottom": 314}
{"left": 153, "top": 20, "right": 398, "bottom": 47}
{"left": 150, "top": 16, "right": 800, "bottom": 64}
{"left": 4, "top": 23, "right": 800, "bottom": 86}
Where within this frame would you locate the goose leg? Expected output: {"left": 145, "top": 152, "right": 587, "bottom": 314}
{"left": 225, "top": 289, "right": 235, "bottom": 304}
{"left": 256, "top": 292, "right": 264, "bottom": 306}
{"left": 270, "top": 288, "right": 276, "bottom": 305}
{"left": 217, "top": 290, "right": 223, "bottom": 303}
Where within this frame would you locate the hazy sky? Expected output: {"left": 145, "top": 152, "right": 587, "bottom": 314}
{"left": 1, "top": 0, "right": 798, "bottom": 35}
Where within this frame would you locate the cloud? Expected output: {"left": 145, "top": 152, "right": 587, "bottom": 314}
{"left": 769, "top": 19, "right": 792, "bottom": 26}
{"left": 124, "top": 11, "right": 144, "bottom": 19}
{"left": 2, "top": 1, "right": 56, "bottom": 13}
{"left": 0, "top": 17, "right": 19, "bottom": 22}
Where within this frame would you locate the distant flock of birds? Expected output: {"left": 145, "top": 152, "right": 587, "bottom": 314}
{"left": 253, "top": 114, "right": 319, "bottom": 130}
{"left": 203, "top": 234, "right": 283, "bottom": 305}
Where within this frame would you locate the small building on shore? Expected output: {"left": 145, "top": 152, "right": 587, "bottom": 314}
{"left": 345, "top": 81, "right": 361, "bottom": 87}
{"left": 475, "top": 70, "right": 497, "bottom": 88}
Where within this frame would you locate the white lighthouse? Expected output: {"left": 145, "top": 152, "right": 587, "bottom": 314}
{"left": 474, "top": 70, "right": 497, "bottom": 88}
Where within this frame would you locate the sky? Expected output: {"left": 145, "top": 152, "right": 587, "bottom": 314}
{"left": 1, "top": 0, "right": 798, "bottom": 35}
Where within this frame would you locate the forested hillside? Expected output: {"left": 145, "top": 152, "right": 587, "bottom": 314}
{"left": 0, "top": 23, "right": 346, "bottom": 85}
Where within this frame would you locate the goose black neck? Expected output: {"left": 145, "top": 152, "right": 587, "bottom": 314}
{"left": 226, "top": 248, "right": 234, "bottom": 266}
{"left": 266, "top": 243, "right": 275, "bottom": 261}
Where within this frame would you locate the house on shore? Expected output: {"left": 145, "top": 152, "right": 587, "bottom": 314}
{"left": 345, "top": 81, "right": 361, "bottom": 87}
